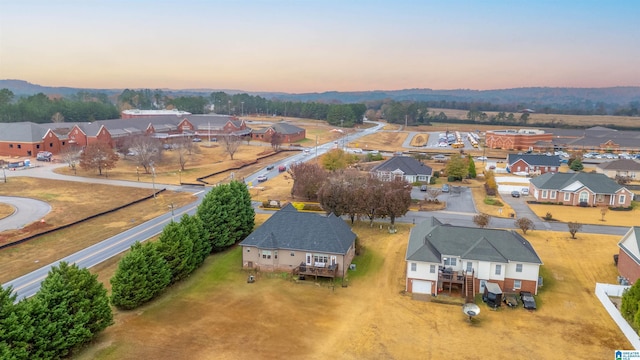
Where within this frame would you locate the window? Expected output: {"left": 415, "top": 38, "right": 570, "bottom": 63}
{"left": 36, "top": 144, "right": 40, "bottom": 149}
{"left": 49, "top": 143, "right": 53, "bottom": 147}
{"left": 516, "top": 264, "right": 523, "bottom": 272}
{"left": 495, "top": 264, "right": 502, "bottom": 275}
{"left": 17, "top": 144, "right": 21, "bottom": 149}
{"left": 551, "top": 167, "right": 557, "bottom": 172}
{"left": 262, "top": 250, "right": 271, "bottom": 259}
{"left": 444, "top": 258, "right": 456, "bottom": 266}
{"left": 466, "top": 262, "right": 472, "bottom": 272}
{"left": 620, "top": 195, "right": 626, "bottom": 204}
{"left": 9, "top": 144, "right": 13, "bottom": 148}
{"left": 430, "top": 265, "right": 436, "bottom": 273}
{"left": 274, "top": 251, "right": 278, "bottom": 259}
{"left": 579, "top": 191, "right": 589, "bottom": 203}
{"left": 313, "top": 254, "right": 328, "bottom": 265}
{"left": 564, "top": 192, "right": 570, "bottom": 201}
{"left": 514, "top": 280, "right": 522, "bottom": 289}
{"left": 411, "top": 263, "right": 417, "bottom": 272}
{"left": 550, "top": 190, "right": 556, "bottom": 199}
{"left": 541, "top": 190, "right": 547, "bottom": 199}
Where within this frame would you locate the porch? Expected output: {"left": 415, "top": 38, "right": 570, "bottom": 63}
{"left": 438, "top": 268, "right": 475, "bottom": 302}
{"left": 293, "top": 262, "right": 339, "bottom": 280}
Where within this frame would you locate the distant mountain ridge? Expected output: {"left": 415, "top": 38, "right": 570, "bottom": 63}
{"left": 2, "top": 79, "right": 640, "bottom": 107}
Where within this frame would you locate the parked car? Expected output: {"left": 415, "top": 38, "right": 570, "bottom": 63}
{"left": 433, "top": 154, "right": 447, "bottom": 161}
{"left": 36, "top": 151, "right": 52, "bottom": 161}
{"left": 192, "top": 137, "right": 202, "bottom": 142}
{"left": 520, "top": 291, "right": 537, "bottom": 310}
{"left": 442, "top": 184, "right": 450, "bottom": 193}
{"left": 420, "top": 185, "right": 428, "bottom": 192}
{"left": 257, "top": 175, "right": 268, "bottom": 182}
{"left": 511, "top": 191, "right": 520, "bottom": 198}
{"left": 476, "top": 156, "right": 488, "bottom": 161}
{"left": 521, "top": 188, "right": 529, "bottom": 196}
{"left": 278, "top": 165, "right": 287, "bottom": 172}
{"left": 503, "top": 293, "right": 519, "bottom": 308}
{"left": 266, "top": 165, "right": 275, "bottom": 170}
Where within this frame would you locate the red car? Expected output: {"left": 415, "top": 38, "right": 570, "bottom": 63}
{"left": 278, "top": 165, "right": 287, "bottom": 172}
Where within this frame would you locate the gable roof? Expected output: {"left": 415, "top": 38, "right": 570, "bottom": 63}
{"left": 597, "top": 159, "right": 640, "bottom": 171}
{"left": 252, "top": 122, "right": 304, "bottom": 135}
{"left": 507, "top": 153, "right": 560, "bottom": 167}
{"left": 0, "top": 122, "right": 49, "bottom": 142}
{"left": 406, "top": 217, "right": 542, "bottom": 265}
{"left": 239, "top": 203, "right": 355, "bottom": 255}
{"left": 618, "top": 227, "right": 640, "bottom": 265}
{"left": 371, "top": 156, "right": 433, "bottom": 176}
{"left": 530, "top": 172, "right": 626, "bottom": 194}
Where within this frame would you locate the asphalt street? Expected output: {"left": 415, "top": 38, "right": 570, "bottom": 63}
{"left": 0, "top": 196, "right": 51, "bottom": 232}
{"left": 0, "top": 120, "right": 631, "bottom": 301}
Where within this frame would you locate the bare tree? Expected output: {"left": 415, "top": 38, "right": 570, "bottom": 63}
{"left": 599, "top": 206, "right": 609, "bottom": 222}
{"left": 426, "top": 187, "right": 442, "bottom": 202}
{"left": 51, "top": 112, "right": 65, "bottom": 123}
{"left": 270, "top": 132, "right": 283, "bottom": 152}
{"left": 126, "top": 135, "right": 162, "bottom": 173}
{"left": 59, "top": 147, "right": 80, "bottom": 170}
{"left": 380, "top": 178, "right": 412, "bottom": 232}
{"left": 514, "top": 217, "right": 534, "bottom": 234}
{"left": 173, "top": 137, "right": 197, "bottom": 171}
{"left": 473, "top": 213, "right": 491, "bottom": 228}
{"left": 568, "top": 222, "right": 582, "bottom": 239}
{"left": 220, "top": 135, "right": 242, "bottom": 160}
{"left": 288, "top": 162, "right": 328, "bottom": 201}
{"left": 79, "top": 142, "right": 119, "bottom": 175}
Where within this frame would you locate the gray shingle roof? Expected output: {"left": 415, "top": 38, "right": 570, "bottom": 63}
{"left": 252, "top": 122, "right": 304, "bottom": 135}
{"left": 406, "top": 217, "right": 542, "bottom": 264}
{"left": 618, "top": 227, "right": 640, "bottom": 264}
{"left": 371, "top": 156, "right": 433, "bottom": 176}
{"left": 507, "top": 154, "right": 560, "bottom": 167}
{"left": 530, "top": 172, "right": 626, "bottom": 194}
{"left": 239, "top": 204, "right": 356, "bottom": 255}
{"left": 0, "top": 122, "right": 49, "bottom": 142}
{"left": 598, "top": 159, "right": 640, "bottom": 171}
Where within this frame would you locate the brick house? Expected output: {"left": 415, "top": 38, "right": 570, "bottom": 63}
{"left": 507, "top": 154, "right": 560, "bottom": 175}
{"left": 596, "top": 159, "right": 640, "bottom": 180}
{"left": 251, "top": 122, "right": 306, "bottom": 143}
{"left": 239, "top": 204, "right": 356, "bottom": 279}
{"left": 370, "top": 156, "right": 433, "bottom": 184}
{"left": 617, "top": 227, "right": 640, "bottom": 285}
{"left": 485, "top": 129, "right": 552, "bottom": 151}
{"left": 405, "top": 217, "right": 543, "bottom": 299}
{"left": 529, "top": 172, "right": 633, "bottom": 207}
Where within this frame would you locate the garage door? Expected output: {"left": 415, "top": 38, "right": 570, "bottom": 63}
{"left": 412, "top": 280, "right": 432, "bottom": 294}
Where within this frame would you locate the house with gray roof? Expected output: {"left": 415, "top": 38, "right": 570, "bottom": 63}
{"left": 617, "top": 227, "right": 640, "bottom": 285}
{"left": 251, "top": 122, "right": 306, "bottom": 143}
{"left": 596, "top": 159, "right": 640, "bottom": 180}
{"left": 406, "top": 217, "right": 543, "bottom": 298}
{"left": 370, "top": 156, "right": 433, "bottom": 183}
{"left": 528, "top": 172, "right": 633, "bottom": 207}
{"left": 239, "top": 204, "right": 356, "bottom": 279}
{"left": 507, "top": 153, "right": 560, "bottom": 175}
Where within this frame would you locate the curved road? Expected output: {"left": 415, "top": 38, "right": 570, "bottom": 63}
{"left": 0, "top": 120, "right": 631, "bottom": 301}
{"left": 0, "top": 196, "right": 52, "bottom": 232}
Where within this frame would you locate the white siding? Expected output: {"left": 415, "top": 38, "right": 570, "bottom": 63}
{"left": 477, "top": 261, "right": 491, "bottom": 279}
{"left": 406, "top": 261, "right": 438, "bottom": 282}
{"left": 505, "top": 262, "right": 539, "bottom": 281}
{"left": 489, "top": 263, "right": 506, "bottom": 281}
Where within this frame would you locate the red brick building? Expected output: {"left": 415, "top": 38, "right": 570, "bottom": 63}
{"left": 251, "top": 122, "right": 306, "bottom": 143}
{"left": 617, "top": 227, "right": 640, "bottom": 285}
{"left": 485, "top": 129, "right": 552, "bottom": 151}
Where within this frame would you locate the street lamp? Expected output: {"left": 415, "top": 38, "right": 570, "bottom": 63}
{"left": 241, "top": 101, "right": 244, "bottom": 117}
{"left": 136, "top": 166, "right": 140, "bottom": 181}
{"left": 2, "top": 166, "right": 6, "bottom": 183}
{"left": 169, "top": 203, "right": 175, "bottom": 221}
{"left": 178, "top": 169, "right": 182, "bottom": 184}
{"left": 228, "top": 100, "right": 231, "bottom": 115}
{"left": 150, "top": 161, "right": 156, "bottom": 200}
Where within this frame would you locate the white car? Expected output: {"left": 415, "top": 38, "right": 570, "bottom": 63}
{"left": 476, "top": 156, "right": 488, "bottom": 161}
{"left": 257, "top": 175, "right": 268, "bottom": 182}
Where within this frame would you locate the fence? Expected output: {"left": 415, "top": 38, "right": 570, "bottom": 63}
{"left": 594, "top": 282, "right": 640, "bottom": 350}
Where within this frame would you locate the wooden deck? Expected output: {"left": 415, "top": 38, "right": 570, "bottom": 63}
{"left": 292, "top": 263, "right": 339, "bottom": 279}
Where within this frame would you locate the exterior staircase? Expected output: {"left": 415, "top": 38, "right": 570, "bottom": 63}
{"left": 464, "top": 271, "right": 475, "bottom": 302}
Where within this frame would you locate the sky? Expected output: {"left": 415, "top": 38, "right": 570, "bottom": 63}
{"left": 1, "top": 0, "right": 639, "bottom": 93}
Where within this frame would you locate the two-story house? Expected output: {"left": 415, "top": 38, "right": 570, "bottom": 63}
{"left": 405, "top": 217, "right": 543, "bottom": 300}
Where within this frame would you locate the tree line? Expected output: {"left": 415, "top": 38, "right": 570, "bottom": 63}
{"left": 0, "top": 181, "right": 255, "bottom": 357}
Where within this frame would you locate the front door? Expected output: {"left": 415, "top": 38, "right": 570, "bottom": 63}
{"left": 330, "top": 256, "right": 337, "bottom": 266}
{"left": 479, "top": 279, "right": 487, "bottom": 294}
{"left": 305, "top": 253, "right": 312, "bottom": 266}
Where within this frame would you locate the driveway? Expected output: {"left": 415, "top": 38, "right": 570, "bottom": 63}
{"left": 500, "top": 193, "right": 551, "bottom": 230}
{"left": 412, "top": 185, "right": 476, "bottom": 214}
{"left": 0, "top": 196, "right": 52, "bottom": 232}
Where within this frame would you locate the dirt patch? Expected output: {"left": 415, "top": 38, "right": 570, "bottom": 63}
{"left": 0, "top": 202, "right": 15, "bottom": 220}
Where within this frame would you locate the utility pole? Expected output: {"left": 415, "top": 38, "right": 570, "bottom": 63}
{"left": 150, "top": 161, "right": 156, "bottom": 200}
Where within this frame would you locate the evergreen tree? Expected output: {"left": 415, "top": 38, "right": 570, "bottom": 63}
{"left": 197, "top": 184, "right": 233, "bottom": 251}
{"left": 467, "top": 155, "right": 477, "bottom": 178}
{"left": 569, "top": 157, "right": 584, "bottom": 171}
{"left": 110, "top": 242, "right": 171, "bottom": 310}
{"left": 179, "top": 214, "right": 211, "bottom": 268}
{"left": 229, "top": 180, "right": 255, "bottom": 241}
{"left": 0, "top": 286, "right": 33, "bottom": 360}
{"left": 30, "top": 262, "right": 112, "bottom": 359}
{"left": 621, "top": 278, "right": 640, "bottom": 327}
{"left": 158, "top": 221, "right": 195, "bottom": 282}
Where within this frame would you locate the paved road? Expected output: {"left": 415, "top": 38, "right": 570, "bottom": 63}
{"left": 0, "top": 196, "right": 52, "bottom": 232}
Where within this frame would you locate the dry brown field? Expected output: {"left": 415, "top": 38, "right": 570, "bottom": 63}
{"left": 409, "top": 133, "right": 430, "bottom": 146}
{"left": 0, "top": 202, "right": 14, "bottom": 220}
{"left": 429, "top": 108, "right": 640, "bottom": 128}
{"left": 529, "top": 203, "right": 639, "bottom": 227}
{"left": 348, "top": 131, "right": 408, "bottom": 152}
{"left": 75, "top": 220, "right": 629, "bottom": 360}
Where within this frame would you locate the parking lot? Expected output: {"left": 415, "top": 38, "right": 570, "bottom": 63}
{"left": 412, "top": 185, "right": 476, "bottom": 213}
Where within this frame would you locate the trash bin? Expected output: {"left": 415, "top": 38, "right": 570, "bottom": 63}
{"left": 509, "top": 213, "right": 515, "bottom": 218}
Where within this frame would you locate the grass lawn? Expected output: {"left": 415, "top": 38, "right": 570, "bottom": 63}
{"left": 0, "top": 202, "right": 14, "bottom": 220}
{"left": 350, "top": 131, "right": 408, "bottom": 152}
{"left": 528, "top": 202, "right": 639, "bottom": 227}
{"left": 74, "top": 220, "right": 629, "bottom": 360}
{"left": 409, "top": 133, "right": 430, "bottom": 146}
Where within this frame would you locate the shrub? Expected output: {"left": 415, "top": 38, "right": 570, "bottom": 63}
{"left": 484, "top": 183, "right": 496, "bottom": 196}
{"left": 303, "top": 203, "right": 323, "bottom": 211}
{"left": 447, "top": 175, "right": 457, "bottom": 182}
{"left": 544, "top": 212, "right": 553, "bottom": 221}
{"left": 429, "top": 177, "right": 437, "bottom": 185}
{"left": 483, "top": 197, "right": 503, "bottom": 206}
{"left": 433, "top": 171, "right": 440, "bottom": 178}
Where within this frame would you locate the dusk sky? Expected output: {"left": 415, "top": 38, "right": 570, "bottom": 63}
{"left": 1, "top": 0, "right": 639, "bottom": 93}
